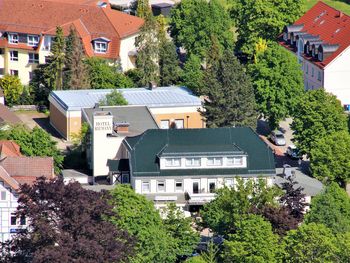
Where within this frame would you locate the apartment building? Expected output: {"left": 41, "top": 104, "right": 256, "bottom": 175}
{"left": 0, "top": 141, "right": 54, "bottom": 242}
{"left": 116, "top": 127, "right": 276, "bottom": 210}
{"left": 280, "top": 1, "right": 350, "bottom": 108}
{"left": 0, "top": 0, "right": 143, "bottom": 85}
{"left": 49, "top": 86, "right": 204, "bottom": 140}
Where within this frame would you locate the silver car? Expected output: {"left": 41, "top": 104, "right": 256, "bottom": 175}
{"left": 270, "top": 130, "right": 286, "bottom": 146}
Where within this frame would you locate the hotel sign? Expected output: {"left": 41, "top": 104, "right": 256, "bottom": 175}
{"left": 94, "top": 121, "right": 112, "bottom": 132}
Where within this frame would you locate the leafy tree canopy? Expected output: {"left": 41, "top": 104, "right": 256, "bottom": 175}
{"left": 0, "top": 178, "right": 134, "bottom": 263}
{"left": 305, "top": 182, "right": 350, "bottom": 234}
{"left": 181, "top": 54, "right": 204, "bottom": 94}
{"left": 223, "top": 214, "right": 281, "bottom": 263}
{"left": 99, "top": 89, "right": 128, "bottom": 106}
{"left": 291, "top": 89, "right": 348, "bottom": 156}
{"left": 0, "top": 75, "right": 24, "bottom": 106}
{"left": 109, "top": 185, "right": 177, "bottom": 263}
{"left": 170, "top": 0, "right": 234, "bottom": 59}
{"left": 0, "top": 125, "right": 63, "bottom": 173}
{"left": 202, "top": 49, "right": 257, "bottom": 129}
{"left": 282, "top": 223, "right": 339, "bottom": 263}
{"left": 248, "top": 42, "right": 304, "bottom": 129}
{"left": 231, "top": 0, "right": 303, "bottom": 56}
{"left": 310, "top": 131, "right": 350, "bottom": 185}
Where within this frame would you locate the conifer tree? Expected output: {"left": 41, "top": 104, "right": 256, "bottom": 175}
{"left": 45, "top": 26, "right": 65, "bottom": 90}
{"left": 136, "top": 0, "right": 152, "bottom": 19}
{"left": 64, "top": 28, "right": 90, "bottom": 90}
{"left": 202, "top": 49, "right": 257, "bottom": 128}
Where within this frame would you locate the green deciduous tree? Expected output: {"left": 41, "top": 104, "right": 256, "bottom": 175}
{"left": 202, "top": 50, "right": 257, "bottom": 128}
{"left": 201, "top": 178, "right": 280, "bottom": 237}
{"left": 136, "top": 0, "right": 152, "bottom": 18}
{"left": 45, "top": 26, "right": 65, "bottom": 90}
{"left": 231, "top": 0, "right": 303, "bottom": 56}
{"left": 0, "top": 125, "right": 63, "bottom": 173}
{"left": 223, "top": 214, "right": 281, "bottom": 263}
{"left": 310, "top": 131, "right": 350, "bottom": 185}
{"left": 170, "top": 0, "right": 234, "bottom": 59}
{"left": 282, "top": 223, "right": 339, "bottom": 263}
{"left": 0, "top": 75, "right": 24, "bottom": 106}
{"left": 291, "top": 89, "right": 348, "bottom": 157}
{"left": 85, "top": 57, "right": 134, "bottom": 89}
{"left": 305, "top": 183, "right": 350, "bottom": 234}
{"left": 64, "top": 27, "right": 90, "bottom": 90}
{"left": 109, "top": 185, "right": 177, "bottom": 263}
{"left": 163, "top": 203, "right": 199, "bottom": 258}
{"left": 248, "top": 43, "right": 304, "bottom": 129}
{"left": 99, "top": 89, "right": 128, "bottom": 106}
{"left": 135, "top": 15, "right": 159, "bottom": 86}
{"left": 181, "top": 54, "right": 203, "bottom": 94}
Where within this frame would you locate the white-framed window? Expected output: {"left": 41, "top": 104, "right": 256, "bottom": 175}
{"left": 160, "top": 120, "right": 169, "bottom": 129}
{"left": 317, "top": 71, "right": 321, "bottom": 81}
{"left": 10, "top": 70, "right": 18, "bottom": 76}
{"left": 185, "top": 158, "right": 201, "bottom": 167}
{"left": 175, "top": 180, "right": 183, "bottom": 192}
{"left": 20, "top": 216, "right": 26, "bottom": 225}
{"left": 207, "top": 157, "right": 223, "bottom": 166}
{"left": 28, "top": 53, "right": 39, "bottom": 63}
{"left": 10, "top": 50, "right": 18, "bottom": 61}
{"left": 10, "top": 214, "right": 17, "bottom": 225}
{"left": 141, "top": 181, "right": 150, "bottom": 193}
{"left": 8, "top": 33, "right": 18, "bottom": 44}
{"left": 225, "top": 178, "right": 234, "bottom": 187}
{"left": 0, "top": 191, "right": 6, "bottom": 200}
{"left": 227, "top": 157, "right": 243, "bottom": 166}
{"left": 94, "top": 41, "right": 107, "bottom": 53}
{"left": 27, "top": 35, "right": 39, "bottom": 46}
{"left": 157, "top": 180, "right": 165, "bottom": 192}
{"left": 43, "top": 36, "right": 52, "bottom": 51}
{"left": 208, "top": 179, "right": 216, "bottom": 193}
{"left": 174, "top": 119, "right": 184, "bottom": 129}
{"left": 165, "top": 158, "right": 181, "bottom": 167}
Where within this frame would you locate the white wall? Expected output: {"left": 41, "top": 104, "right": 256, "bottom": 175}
{"left": 303, "top": 60, "right": 323, "bottom": 91}
{"left": 119, "top": 34, "right": 138, "bottom": 71}
{"left": 324, "top": 46, "right": 350, "bottom": 105}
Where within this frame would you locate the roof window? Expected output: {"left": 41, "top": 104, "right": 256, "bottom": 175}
{"left": 94, "top": 41, "right": 108, "bottom": 53}
{"left": 8, "top": 33, "right": 18, "bottom": 44}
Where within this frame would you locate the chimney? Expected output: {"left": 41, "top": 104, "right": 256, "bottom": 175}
{"left": 148, "top": 81, "right": 157, "bottom": 90}
{"left": 114, "top": 122, "right": 130, "bottom": 133}
{"left": 337, "top": 11, "right": 343, "bottom": 18}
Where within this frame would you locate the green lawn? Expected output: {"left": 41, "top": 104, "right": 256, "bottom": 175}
{"left": 304, "top": 0, "right": 350, "bottom": 15}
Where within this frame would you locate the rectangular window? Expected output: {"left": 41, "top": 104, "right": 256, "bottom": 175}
{"left": 10, "top": 214, "right": 17, "bottom": 225}
{"left": 142, "top": 181, "right": 150, "bottom": 193}
{"left": 185, "top": 158, "right": 201, "bottom": 167}
{"left": 1, "top": 191, "right": 6, "bottom": 200}
{"left": 174, "top": 119, "right": 184, "bottom": 129}
{"left": 8, "top": 33, "right": 18, "bottom": 44}
{"left": 20, "top": 216, "right": 26, "bottom": 226}
{"left": 27, "top": 35, "right": 39, "bottom": 46}
{"left": 157, "top": 181, "right": 165, "bottom": 192}
{"left": 29, "top": 72, "right": 33, "bottom": 81}
{"left": 227, "top": 157, "right": 243, "bottom": 166}
{"left": 193, "top": 182, "right": 199, "bottom": 194}
{"left": 10, "top": 51, "right": 18, "bottom": 61}
{"left": 225, "top": 178, "right": 234, "bottom": 187}
{"left": 207, "top": 157, "right": 223, "bottom": 166}
{"left": 160, "top": 120, "right": 169, "bottom": 129}
{"left": 0, "top": 68, "right": 4, "bottom": 75}
{"left": 175, "top": 180, "right": 183, "bottom": 192}
{"left": 165, "top": 158, "right": 181, "bottom": 167}
{"left": 94, "top": 41, "right": 107, "bottom": 53}
{"left": 0, "top": 48, "right": 4, "bottom": 54}
{"left": 43, "top": 36, "right": 52, "bottom": 51}
{"left": 317, "top": 71, "right": 321, "bottom": 81}
{"left": 209, "top": 182, "right": 216, "bottom": 193}
{"left": 10, "top": 70, "right": 18, "bottom": 76}
{"left": 28, "top": 53, "right": 39, "bottom": 63}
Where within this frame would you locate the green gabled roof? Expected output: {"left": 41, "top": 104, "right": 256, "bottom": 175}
{"left": 124, "top": 127, "right": 276, "bottom": 177}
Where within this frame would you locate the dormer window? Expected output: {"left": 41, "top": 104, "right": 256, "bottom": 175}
{"left": 207, "top": 157, "right": 223, "bottom": 166}
{"left": 8, "top": 33, "right": 18, "bottom": 44}
{"left": 27, "top": 35, "right": 39, "bottom": 47}
{"left": 94, "top": 41, "right": 108, "bottom": 53}
{"left": 165, "top": 158, "right": 181, "bottom": 167}
{"left": 185, "top": 158, "right": 201, "bottom": 167}
{"left": 227, "top": 157, "right": 243, "bottom": 166}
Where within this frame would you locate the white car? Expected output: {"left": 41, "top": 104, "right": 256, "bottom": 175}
{"left": 270, "top": 130, "right": 286, "bottom": 146}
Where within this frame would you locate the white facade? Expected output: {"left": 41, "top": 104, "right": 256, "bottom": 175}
{"left": 0, "top": 182, "right": 26, "bottom": 242}
{"left": 119, "top": 34, "right": 138, "bottom": 71}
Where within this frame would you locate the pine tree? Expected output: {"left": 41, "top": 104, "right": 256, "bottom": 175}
{"left": 202, "top": 50, "right": 257, "bottom": 128}
{"left": 136, "top": 0, "right": 152, "bottom": 19}
{"left": 45, "top": 26, "right": 65, "bottom": 90}
{"left": 64, "top": 28, "right": 90, "bottom": 90}
{"left": 135, "top": 15, "right": 159, "bottom": 86}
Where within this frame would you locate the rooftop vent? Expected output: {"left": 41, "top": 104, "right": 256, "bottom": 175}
{"left": 114, "top": 122, "right": 130, "bottom": 133}
{"left": 148, "top": 81, "right": 157, "bottom": 90}
{"left": 97, "top": 1, "right": 108, "bottom": 8}
{"left": 336, "top": 11, "right": 343, "bottom": 18}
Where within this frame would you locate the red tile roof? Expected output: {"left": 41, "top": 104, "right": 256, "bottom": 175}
{"left": 279, "top": 1, "right": 350, "bottom": 68}
{"left": 0, "top": 140, "right": 22, "bottom": 157}
{"left": 0, "top": 0, "right": 144, "bottom": 59}
{"left": 0, "top": 104, "right": 23, "bottom": 126}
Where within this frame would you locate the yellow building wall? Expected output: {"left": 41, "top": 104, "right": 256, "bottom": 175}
{"left": 153, "top": 112, "right": 205, "bottom": 128}
{"left": 49, "top": 102, "right": 68, "bottom": 139}
{"left": 68, "top": 116, "right": 82, "bottom": 140}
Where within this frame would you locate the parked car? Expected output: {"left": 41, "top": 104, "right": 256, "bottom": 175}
{"left": 270, "top": 130, "right": 286, "bottom": 146}
{"left": 286, "top": 144, "right": 301, "bottom": 159}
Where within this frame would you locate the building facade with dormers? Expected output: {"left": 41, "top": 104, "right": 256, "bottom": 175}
{"left": 117, "top": 127, "right": 276, "bottom": 209}
{"left": 0, "top": 0, "right": 143, "bottom": 85}
{"left": 280, "top": 1, "right": 350, "bottom": 108}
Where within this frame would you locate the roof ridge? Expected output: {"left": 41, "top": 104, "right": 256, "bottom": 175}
{"left": 317, "top": 1, "right": 350, "bottom": 19}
